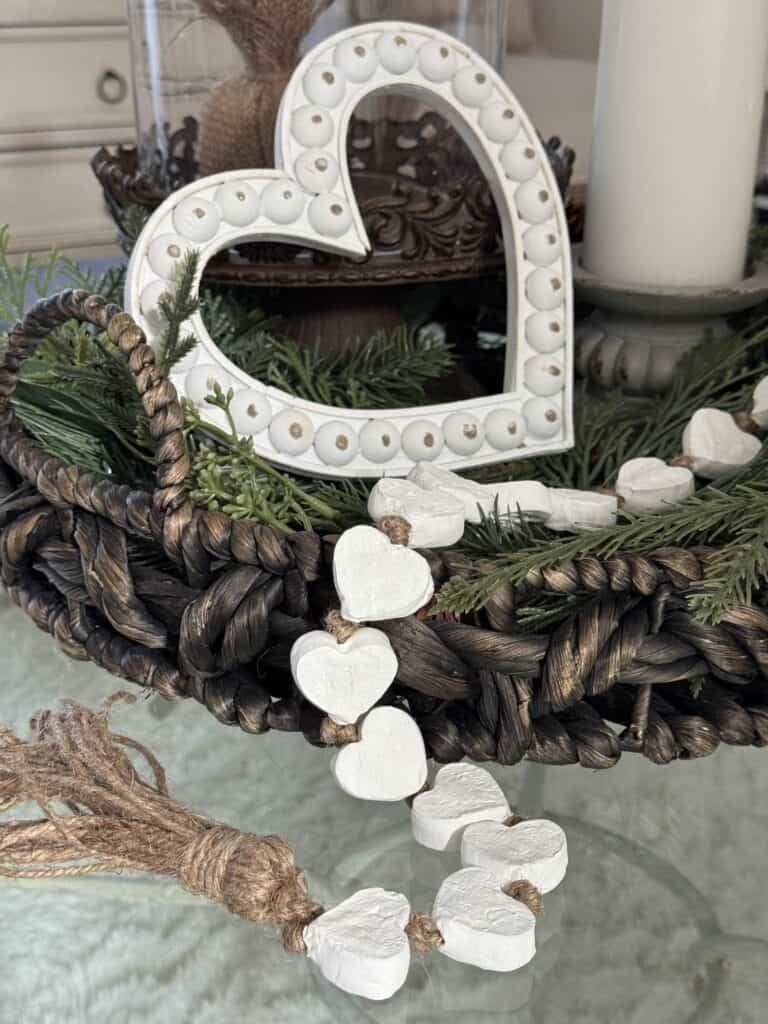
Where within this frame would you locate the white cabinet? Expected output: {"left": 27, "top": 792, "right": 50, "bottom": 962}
{"left": 0, "top": 2, "right": 127, "bottom": 27}
{"left": 0, "top": 4, "right": 135, "bottom": 257}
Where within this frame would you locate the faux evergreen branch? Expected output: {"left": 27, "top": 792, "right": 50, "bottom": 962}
{"left": 122, "top": 204, "right": 152, "bottom": 243}
{"left": 200, "top": 290, "right": 455, "bottom": 410}
{"left": 158, "top": 251, "right": 201, "bottom": 373}
{"left": 0, "top": 228, "right": 130, "bottom": 331}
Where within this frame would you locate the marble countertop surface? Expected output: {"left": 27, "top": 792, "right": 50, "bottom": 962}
{"left": 0, "top": 588, "right": 766, "bottom": 1023}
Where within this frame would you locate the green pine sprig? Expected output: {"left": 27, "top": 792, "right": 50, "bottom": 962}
{"left": 200, "top": 289, "right": 455, "bottom": 410}
{"left": 157, "top": 251, "right": 201, "bottom": 373}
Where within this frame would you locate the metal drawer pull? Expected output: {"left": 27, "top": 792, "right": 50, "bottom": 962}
{"left": 97, "top": 69, "right": 128, "bottom": 105}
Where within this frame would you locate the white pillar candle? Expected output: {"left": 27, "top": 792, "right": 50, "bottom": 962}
{"left": 583, "top": 0, "right": 768, "bottom": 288}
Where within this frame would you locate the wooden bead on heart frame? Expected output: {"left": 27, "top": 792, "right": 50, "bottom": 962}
{"left": 125, "top": 21, "right": 574, "bottom": 480}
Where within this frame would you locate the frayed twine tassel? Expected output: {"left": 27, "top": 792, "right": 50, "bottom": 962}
{"left": 0, "top": 693, "right": 324, "bottom": 953}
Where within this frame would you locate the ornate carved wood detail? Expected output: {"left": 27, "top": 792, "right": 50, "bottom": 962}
{"left": 93, "top": 113, "right": 576, "bottom": 287}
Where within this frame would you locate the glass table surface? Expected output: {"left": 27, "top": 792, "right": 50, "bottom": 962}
{"left": 1, "top": 591, "right": 766, "bottom": 1024}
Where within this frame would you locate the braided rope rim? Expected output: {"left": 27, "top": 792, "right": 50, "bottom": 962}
{"left": 1, "top": 292, "right": 767, "bottom": 767}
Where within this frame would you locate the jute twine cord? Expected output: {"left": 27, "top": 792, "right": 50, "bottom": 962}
{"left": 733, "top": 411, "right": 761, "bottom": 435}
{"left": 406, "top": 912, "right": 444, "bottom": 954}
{"left": 1, "top": 294, "right": 768, "bottom": 771}
{"left": 503, "top": 881, "right": 543, "bottom": 917}
{"left": 324, "top": 610, "right": 359, "bottom": 644}
{"left": 319, "top": 718, "right": 360, "bottom": 746}
{"left": 377, "top": 515, "right": 412, "bottom": 547}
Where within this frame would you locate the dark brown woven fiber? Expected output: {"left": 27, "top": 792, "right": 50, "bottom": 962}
{"left": 2, "top": 292, "right": 768, "bottom": 769}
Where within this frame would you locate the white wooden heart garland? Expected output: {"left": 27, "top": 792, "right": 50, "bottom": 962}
{"left": 361, "top": 372, "right": 768, "bottom": 546}
{"left": 299, "top": 761, "right": 567, "bottom": 997}
{"left": 289, "top": 567, "right": 567, "bottom": 997}
{"left": 125, "top": 20, "right": 575, "bottom": 479}
{"left": 285, "top": 378, "right": 767, "bottom": 1001}
{"left": 369, "top": 464, "right": 619, "bottom": 544}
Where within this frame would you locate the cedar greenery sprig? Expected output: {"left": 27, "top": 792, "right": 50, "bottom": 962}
{"left": 0, "top": 226, "right": 66, "bottom": 327}
{"left": 185, "top": 383, "right": 370, "bottom": 531}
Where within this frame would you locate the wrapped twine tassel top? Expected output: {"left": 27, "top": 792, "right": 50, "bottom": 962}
{"left": 197, "top": 0, "right": 334, "bottom": 175}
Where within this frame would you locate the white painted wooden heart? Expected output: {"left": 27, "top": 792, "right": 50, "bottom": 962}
{"left": 461, "top": 818, "right": 568, "bottom": 894}
{"left": 333, "top": 525, "right": 434, "bottom": 622}
{"left": 290, "top": 627, "right": 398, "bottom": 724}
{"left": 303, "top": 887, "right": 411, "bottom": 1001}
{"left": 410, "top": 763, "right": 510, "bottom": 851}
{"left": 682, "top": 408, "right": 762, "bottom": 479}
{"left": 616, "top": 456, "right": 694, "bottom": 513}
{"left": 367, "top": 478, "right": 465, "bottom": 548}
{"left": 332, "top": 706, "right": 428, "bottom": 801}
{"left": 409, "top": 463, "right": 554, "bottom": 524}
{"left": 433, "top": 867, "right": 537, "bottom": 972}
{"left": 546, "top": 488, "right": 617, "bottom": 531}
{"left": 408, "top": 463, "right": 495, "bottom": 523}
{"left": 493, "top": 479, "right": 553, "bottom": 522}
{"left": 125, "top": 21, "right": 574, "bottom": 480}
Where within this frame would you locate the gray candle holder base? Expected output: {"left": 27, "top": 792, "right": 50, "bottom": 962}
{"left": 573, "top": 245, "right": 768, "bottom": 394}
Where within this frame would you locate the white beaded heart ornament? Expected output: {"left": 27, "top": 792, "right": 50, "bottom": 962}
{"left": 126, "top": 21, "right": 575, "bottom": 479}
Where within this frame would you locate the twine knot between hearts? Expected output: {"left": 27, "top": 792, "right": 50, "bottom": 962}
{"left": 594, "top": 485, "right": 625, "bottom": 508}
{"left": 320, "top": 717, "right": 360, "bottom": 746}
{"left": 405, "top": 912, "right": 444, "bottom": 954}
{"left": 502, "top": 879, "right": 543, "bottom": 916}
{"left": 377, "top": 515, "right": 412, "bottom": 547}
{"left": 323, "top": 609, "right": 360, "bottom": 644}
